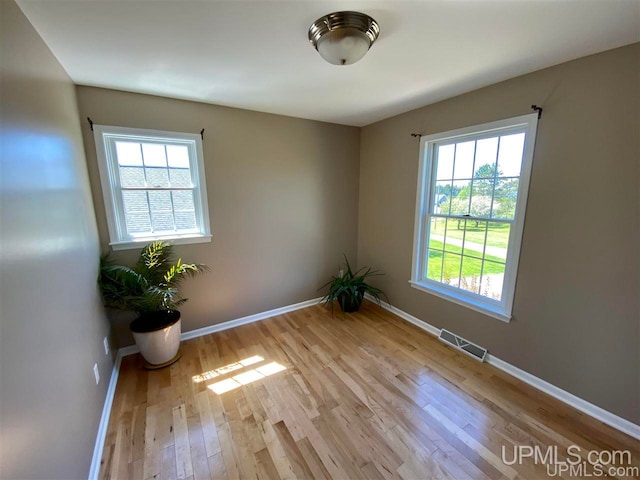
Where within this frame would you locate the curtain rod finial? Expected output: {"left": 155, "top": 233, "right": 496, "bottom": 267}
{"left": 531, "top": 105, "right": 543, "bottom": 119}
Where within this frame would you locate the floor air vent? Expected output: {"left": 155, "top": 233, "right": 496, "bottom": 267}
{"left": 438, "top": 329, "right": 487, "bottom": 362}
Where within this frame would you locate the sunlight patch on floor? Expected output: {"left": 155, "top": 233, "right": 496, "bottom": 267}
{"left": 208, "top": 362, "right": 287, "bottom": 394}
{"left": 192, "top": 355, "right": 264, "bottom": 383}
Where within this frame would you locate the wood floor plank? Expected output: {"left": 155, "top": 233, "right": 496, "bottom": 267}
{"left": 257, "top": 419, "right": 297, "bottom": 480}
{"left": 196, "top": 390, "right": 222, "bottom": 458}
{"left": 295, "top": 437, "right": 332, "bottom": 480}
{"left": 271, "top": 420, "right": 317, "bottom": 479}
{"left": 172, "top": 404, "right": 194, "bottom": 479}
{"left": 215, "top": 419, "right": 240, "bottom": 480}
{"left": 160, "top": 446, "right": 177, "bottom": 480}
{"left": 143, "top": 403, "right": 160, "bottom": 480}
{"left": 100, "top": 302, "right": 639, "bottom": 480}
{"left": 254, "top": 447, "right": 282, "bottom": 480}
{"left": 187, "top": 414, "right": 212, "bottom": 480}
{"left": 425, "top": 404, "right": 518, "bottom": 479}
{"left": 206, "top": 451, "right": 227, "bottom": 480}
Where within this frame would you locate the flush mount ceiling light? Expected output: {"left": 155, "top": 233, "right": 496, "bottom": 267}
{"left": 308, "top": 11, "right": 380, "bottom": 66}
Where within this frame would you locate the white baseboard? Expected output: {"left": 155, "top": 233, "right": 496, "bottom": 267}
{"left": 367, "top": 295, "right": 440, "bottom": 337}
{"left": 113, "top": 297, "right": 324, "bottom": 356}
{"left": 180, "top": 297, "right": 323, "bottom": 341}
{"left": 117, "top": 344, "right": 139, "bottom": 357}
{"left": 88, "top": 296, "right": 323, "bottom": 478}
{"left": 484, "top": 354, "right": 640, "bottom": 440}
{"left": 88, "top": 349, "right": 124, "bottom": 480}
{"left": 367, "top": 295, "right": 640, "bottom": 441}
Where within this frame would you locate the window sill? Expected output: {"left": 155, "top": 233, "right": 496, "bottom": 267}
{"left": 110, "top": 234, "right": 212, "bottom": 251}
{"left": 409, "top": 280, "right": 512, "bottom": 323}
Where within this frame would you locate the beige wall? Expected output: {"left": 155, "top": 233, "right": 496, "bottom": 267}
{"left": 358, "top": 44, "right": 640, "bottom": 424}
{"left": 3, "top": 3, "right": 636, "bottom": 474}
{"left": 75, "top": 86, "right": 360, "bottom": 347}
{"left": 0, "top": 1, "right": 112, "bottom": 477}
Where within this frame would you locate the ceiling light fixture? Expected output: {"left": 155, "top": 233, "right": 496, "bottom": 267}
{"left": 308, "top": 11, "right": 380, "bottom": 66}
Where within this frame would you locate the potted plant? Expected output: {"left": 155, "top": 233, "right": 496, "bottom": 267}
{"left": 320, "top": 255, "right": 388, "bottom": 314}
{"left": 98, "top": 241, "right": 207, "bottom": 367}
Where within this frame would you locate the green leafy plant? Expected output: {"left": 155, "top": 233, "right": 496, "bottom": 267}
{"left": 320, "top": 255, "right": 388, "bottom": 314}
{"left": 98, "top": 241, "right": 208, "bottom": 315}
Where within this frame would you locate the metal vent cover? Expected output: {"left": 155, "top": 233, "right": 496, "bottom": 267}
{"left": 438, "top": 329, "right": 487, "bottom": 362}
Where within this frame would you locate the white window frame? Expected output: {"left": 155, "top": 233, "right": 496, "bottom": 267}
{"left": 410, "top": 113, "right": 538, "bottom": 322}
{"left": 93, "top": 125, "right": 211, "bottom": 250}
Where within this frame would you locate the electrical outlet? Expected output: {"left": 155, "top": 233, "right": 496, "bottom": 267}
{"left": 93, "top": 363, "right": 100, "bottom": 385}
{"left": 103, "top": 337, "right": 110, "bottom": 356}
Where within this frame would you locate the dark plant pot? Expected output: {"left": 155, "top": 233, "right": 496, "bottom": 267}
{"left": 130, "top": 310, "right": 181, "bottom": 366}
{"left": 338, "top": 294, "right": 363, "bottom": 313}
{"left": 130, "top": 309, "right": 180, "bottom": 333}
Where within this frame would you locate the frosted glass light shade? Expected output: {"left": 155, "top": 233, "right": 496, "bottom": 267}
{"left": 308, "top": 11, "right": 380, "bottom": 66}
{"left": 316, "top": 28, "right": 371, "bottom": 65}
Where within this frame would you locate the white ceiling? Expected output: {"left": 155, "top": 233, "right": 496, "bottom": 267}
{"left": 17, "top": 0, "right": 640, "bottom": 126}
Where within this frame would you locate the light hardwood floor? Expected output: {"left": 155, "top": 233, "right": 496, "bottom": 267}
{"left": 99, "top": 302, "right": 639, "bottom": 479}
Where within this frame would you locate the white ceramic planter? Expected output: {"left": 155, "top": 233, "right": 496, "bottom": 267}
{"left": 132, "top": 316, "right": 181, "bottom": 366}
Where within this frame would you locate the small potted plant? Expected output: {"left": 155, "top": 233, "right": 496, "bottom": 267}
{"left": 320, "top": 255, "right": 388, "bottom": 314}
{"left": 98, "top": 241, "right": 207, "bottom": 367}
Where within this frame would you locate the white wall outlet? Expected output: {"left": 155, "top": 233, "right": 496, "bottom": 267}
{"left": 93, "top": 363, "right": 100, "bottom": 385}
{"left": 103, "top": 337, "right": 110, "bottom": 356}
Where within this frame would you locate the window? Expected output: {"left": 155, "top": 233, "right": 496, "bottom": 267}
{"left": 93, "top": 125, "right": 211, "bottom": 250}
{"left": 410, "top": 114, "right": 538, "bottom": 322}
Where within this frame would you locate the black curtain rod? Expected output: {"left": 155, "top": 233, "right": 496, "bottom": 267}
{"left": 410, "top": 104, "right": 543, "bottom": 138}
{"left": 86, "top": 117, "right": 205, "bottom": 139}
